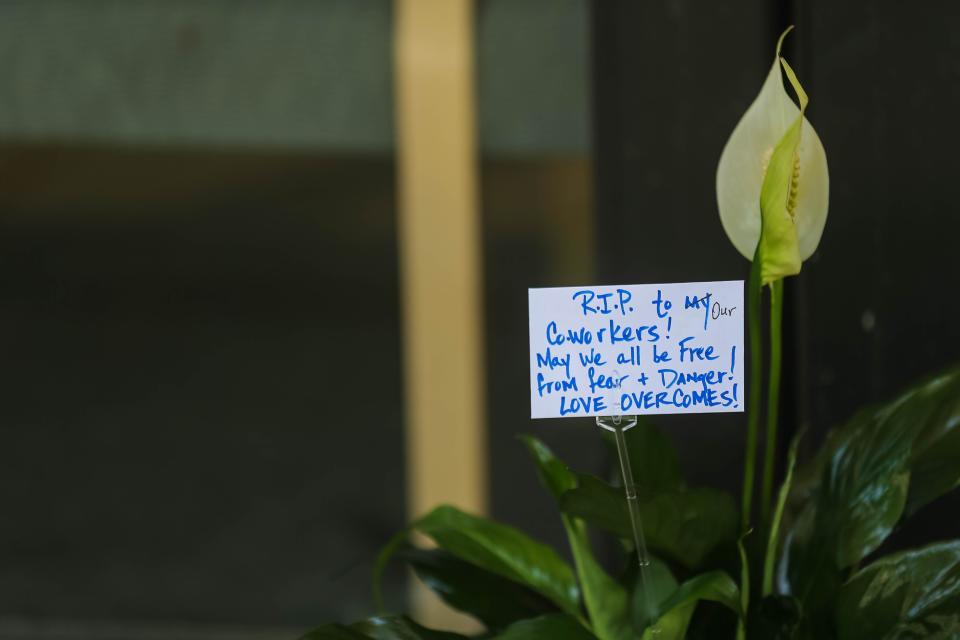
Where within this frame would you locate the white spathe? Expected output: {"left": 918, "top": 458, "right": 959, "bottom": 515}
{"left": 716, "top": 54, "right": 829, "bottom": 261}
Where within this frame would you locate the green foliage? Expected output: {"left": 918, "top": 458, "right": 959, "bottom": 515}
{"left": 302, "top": 24, "right": 960, "bottom": 634}
{"left": 316, "top": 363, "right": 960, "bottom": 640}
{"left": 763, "top": 435, "right": 800, "bottom": 597}
{"left": 600, "top": 418, "right": 684, "bottom": 491}
{"left": 780, "top": 366, "right": 960, "bottom": 630}
{"left": 493, "top": 614, "right": 598, "bottom": 640}
{"left": 904, "top": 372, "right": 960, "bottom": 515}
{"left": 560, "top": 475, "right": 737, "bottom": 569}
{"left": 627, "top": 557, "right": 684, "bottom": 636}
{"left": 577, "top": 422, "right": 737, "bottom": 571}
{"left": 401, "top": 548, "right": 557, "bottom": 630}
{"left": 356, "top": 429, "right": 749, "bottom": 640}
{"left": 835, "top": 541, "right": 960, "bottom": 639}
{"left": 374, "top": 504, "right": 580, "bottom": 618}
{"left": 655, "top": 571, "right": 742, "bottom": 621}
{"left": 736, "top": 534, "right": 751, "bottom": 640}
{"left": 561, "top": 532, "right": 629, "bottom": 640}
{"left": 521, "top": 434, "right": 632, "bottom": 640}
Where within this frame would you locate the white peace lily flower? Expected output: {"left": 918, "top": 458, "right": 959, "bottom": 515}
{"left": 716, "top": 27, "right": 829, "bottom": 285}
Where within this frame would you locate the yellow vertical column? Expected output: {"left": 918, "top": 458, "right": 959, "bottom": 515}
{"left": 394, "top": 0, "right": 486, "bottom": 628}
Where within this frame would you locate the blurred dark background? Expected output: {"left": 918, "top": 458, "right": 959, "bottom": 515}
{"left": 0, "top": 0, "right": 958, "bottom": 638}
{"left": 592, "top": 0, "right": 960, "bottom": 554}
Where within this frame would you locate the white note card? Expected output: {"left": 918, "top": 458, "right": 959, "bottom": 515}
{"left": 529, "top": 281, "right": 745, "bottom": 419}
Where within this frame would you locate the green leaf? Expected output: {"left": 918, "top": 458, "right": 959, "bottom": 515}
{"left": 567, "top": 519, "right": 631, "bottom": 640}
{"left": 629, "top": 556, "right": 682, "bottom": 635}
{"left": 783, "top": 365, "right": 960, "bottom": 617}
{"left": 519, "top": 435, "right": 578, "bottom": 499}
{"left": 635, "top": 568, "right": 742, "bottom": 640}
{"left": 800, "top": 367, "right": 960, "bottom": 568}
{"left": 836, "top": 541, "right": 960, "bottom": 640}
{"left": 522, "top": 436, "right": 631, "bottom": 640}
{"left": 783, "top": 405, "right": 910, "bottom": 614}
{"left": 300, "top": 625, "right": 372, "bottom": 640}
{"left": 373, "top": 503, "right": 580, "bottom": 619}
{"left": 558, "top": 475, "right": 626, "bottom": 536}
{"left": 644, "top": 602, "right": 696, "bottom": 640}
{"left": 656, "top": 571, "right": 742, "bottom": 621}
{"left": 601, "top": 419, "right": 684, "bottom": 491}
{"left": 764, "top": 435, "right": 801, "bottom": 596}
{"left": 402, "top": 548, "right": 557, "bottom": 631}
{"left": 737, "top": 534, "right": 751, "bottom": 640}
{"left": 411, "top": 505, "right": 581, "bottom": 617}
{"left": 560, "top": 474, "right": 737, "bottom": 568}
{"left": 637, "top": 489, "right": 737, "bottom": 567}
{"left": 493, "top": 614, "right": 597, "bottom": 640}
{"left": 351, "top": 616, "right": 470, "bottom": 640}
{"left": 904, "top": 368, "right": 960, "bottom": 514}
{"left": 779, "top": 501, "right": 843, "bottom": 626}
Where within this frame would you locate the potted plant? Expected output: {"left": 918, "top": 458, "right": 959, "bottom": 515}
{"left": 302, "top": 28, "right": 960, "bottom": 639}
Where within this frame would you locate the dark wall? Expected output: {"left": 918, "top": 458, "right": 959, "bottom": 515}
{"left": 0, "top": 149, "right": 407, "bottom": 633}
{"left": 593, "top": 0, "right": 960, "bottom": 537}
{"left": 800, "top": 0, "right": 960, "bottom": 546}
{"left": 593, "top": 0, "right": 772, "bottom": 493}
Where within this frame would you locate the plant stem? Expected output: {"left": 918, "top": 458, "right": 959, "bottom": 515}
{"left": 763, "top": 434, "right": 800, "bottom": 597}
{"left": 741, "top": 250, "right": 764, "bottom": 531}
{"left": 761, "top": 278, "right": 784, "bottom": 523}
